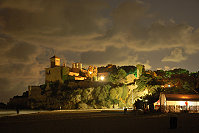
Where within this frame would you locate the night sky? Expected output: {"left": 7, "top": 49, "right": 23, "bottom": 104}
{"left": 0, "top": 0, "right": 199, "bottom": 103}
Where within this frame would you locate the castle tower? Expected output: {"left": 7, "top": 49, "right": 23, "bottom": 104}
{"left": 136, "top": 64, "right": 145, "bottom": 78}
{"left": 77, "top": 63, "right": 82, "bottom": 69}
{"left": 72, "top": 63, "right": 76, "bottom": 68}
{"left": 72, "top": 63, "right": 82, "bottom": 69}
{"left": 50, "top": 55, "right": 60, "bottom": 68}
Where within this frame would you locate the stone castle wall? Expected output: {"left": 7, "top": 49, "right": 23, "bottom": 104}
{"left": 28, "top": 86, "right": 45, "bottom": 100}
{"left": 45, "top": 67, "right": 62, "bottom": 83}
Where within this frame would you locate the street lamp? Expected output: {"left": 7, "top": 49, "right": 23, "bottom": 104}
{"left": 100, "top": 76, "right": 104, "bottom": 81}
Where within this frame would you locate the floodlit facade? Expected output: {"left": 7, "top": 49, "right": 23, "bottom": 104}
{"left": 44, "top": 55, "right": 142, "bottom": 84}
{"left": 159, "top": 93, "right": 199, "bottom": 113}
{"left": 50, "top": 55, "right": 60, "bottom": 68}
{"left": 45, "top": 67, "right": 63, "bottom": 83}
{"left": 69, "top": 72, "right": 79, "bottom": 77}
{"left": 45, "top": 55, "right": 87, "bottom": 83}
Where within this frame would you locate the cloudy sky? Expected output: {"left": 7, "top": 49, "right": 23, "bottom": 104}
{"left": 0, "top": 0, "right": 199, "bottom": 102}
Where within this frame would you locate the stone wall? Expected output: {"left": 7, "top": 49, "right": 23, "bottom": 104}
{"left": 45, "top": 67, "right": 62, "bottom": 83}
{"left": 28, "top": 86, "right": 44, "bottom": 99}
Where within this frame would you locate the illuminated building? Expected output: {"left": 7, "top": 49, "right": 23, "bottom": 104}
{"left": 159, "top": 93, "right": 199, "bottom": 113}
{"left": 45, "top": 55, "right": 68, "bottom": 83}
{"left": 72, "top": 62, "right": 83, "bottom": 74}
{"left": 50, "top": 55, "right": 60, "bottom": 68}
{"left": 45, "top": 55, "right": 87, "bottom": 83}
{"left": 72, "top": 62, "right": 82, "bottom": 69}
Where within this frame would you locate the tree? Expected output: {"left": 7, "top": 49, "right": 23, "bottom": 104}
{"left": 77, "top": 102, "right": 88, "bottom": 109}
{"left": 109, "top": 69, "right": 127, "bottom": 84}
{"left": 121, "top": 85, "right": 128, "bottom": 100}
{"left": 81, "top": 89, "right": 89, "bottom": 103}
{"left": 93, "top": 86, "right": 101, "bottom": 100}
{"left": 110, "top": 88, "right": 117, "bottom": 100}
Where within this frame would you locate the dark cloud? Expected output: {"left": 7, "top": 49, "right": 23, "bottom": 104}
{"left": 128, "top": 20, "right": 195, "bottom": 51}
{"left": 81, "top": 46, "right": 127, "bottom": 65}
{"left": 0, "top": 0, "right": 199, "bottom": 102}
{"left": 0, "top": 0, "right": 108, "bottom": 35}
{"left": 144, "top": 0, "right": 199, "bottom": 27}
{"left": 0, "top": 78, "right": 10, "bottom": 91}
{"left": 1, "top": 0, "right": 198, "bottom": 53}
{"left": 0, "top": 77, "right": 14, "bottom": 103}
{"left": 161, "top": 48, "right": 187, "bottom": 63}
{"left": 0, "top": 32, "right": 44, "bottom": 103}
{"left": 80, "top": 46, "right": 151, "bottom": 68}
{"left": 0, "top": 33, "right": 14, "bottom": 51}
{"left": 0, "top": 77, "right": 44, "bottom": 103}
{"left": 5, "top": 42, "right": 37, "bottom": 62}
{"left": 111, "top": 1, "right": 149, "bottom": 30}
{"left": 0, "top": 61, "right": 45, "bottom": 103}
{"left": 36, "top": 47, "right": 54, "bottom": 65}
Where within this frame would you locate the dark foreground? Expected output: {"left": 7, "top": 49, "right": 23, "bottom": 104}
{"left": 0, "top": 110, "right": 199, "bottom": 133}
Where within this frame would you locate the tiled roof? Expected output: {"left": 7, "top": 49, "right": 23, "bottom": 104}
{"left": 50, "top": 55, "right": 60, "bottom": 59}
{"left": 164, "top": 93, "right": 199, "bottom": 101}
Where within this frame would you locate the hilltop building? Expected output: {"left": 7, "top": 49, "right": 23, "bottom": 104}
{"left": 45, "top": 55, "right": 88, "bottom": 83}
{"left": 26, "top": 55, "right": 144, "bottom": 109}
{"left": 44, "top": 55, "right": 144, "bottom": 83}
{"left": 45, "top": 55, "right": 64, "bottom": 83}
{"left": 28, "top": 55, "right": 95, "bottom": 105}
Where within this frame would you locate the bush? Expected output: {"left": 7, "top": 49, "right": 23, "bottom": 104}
{"left": 78, "top": 102, "right": 88, "bottom": 109}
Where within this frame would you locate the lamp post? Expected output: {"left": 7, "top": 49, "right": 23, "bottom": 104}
{"left": 132, "top": 89, "right": 134, "bottom": 110}
{"left": 100, "top": 76, "right": 104, "bottom": 81}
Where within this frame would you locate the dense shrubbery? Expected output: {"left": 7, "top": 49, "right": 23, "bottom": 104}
{"left": 58, "top": 83, "right": 131, "bottom": 109}
{"left": 29, "top": 69, "right": 134, "bottom": 109}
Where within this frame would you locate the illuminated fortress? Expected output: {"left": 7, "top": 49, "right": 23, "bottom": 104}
{"left": 8, "top": 55, "right": 145, "bottom": 109}
{"left": 45, "top": 55, "right": 98, "bottom": 83}
{"left": 27, "top": 55, "right": 144, "bottom": 104}
{"left": 45, "top": 55, "right": 143, "bottom": 83}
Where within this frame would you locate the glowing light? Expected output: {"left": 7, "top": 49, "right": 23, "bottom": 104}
{"left": 89, "top": 71, "right": 92, "bottom": 74}
{"left": 168, "top": 85, "right": 171, "bottom": 87}
{"left": 100, "top": 76, "right": 104, "bottom": 81}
